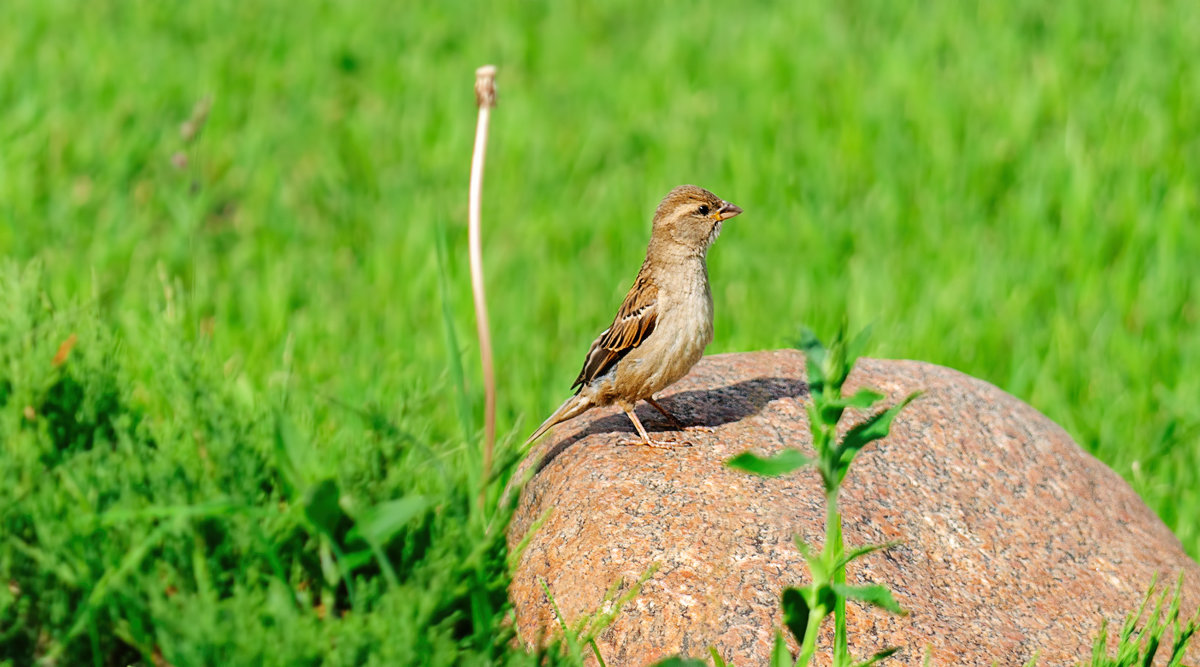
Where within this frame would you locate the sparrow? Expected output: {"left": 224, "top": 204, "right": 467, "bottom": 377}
{"left": 527, "top": 185, "right": 743, "bottom": 447}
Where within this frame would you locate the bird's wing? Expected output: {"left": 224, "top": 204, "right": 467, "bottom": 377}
{"left": 571, "top": 274, "right": 658, "bottom": 392}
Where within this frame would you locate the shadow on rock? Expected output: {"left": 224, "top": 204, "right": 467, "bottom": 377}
{"left": 532, "top": 376, "right": 807, "bottom": 474}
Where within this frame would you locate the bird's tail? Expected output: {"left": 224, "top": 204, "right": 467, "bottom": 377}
{"left": 526, "top": 394, "right": 593, "bottom": 445}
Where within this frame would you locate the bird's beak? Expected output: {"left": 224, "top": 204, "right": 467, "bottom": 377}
{"left": 715, "top": 201, "right": 743, "bottom": 221}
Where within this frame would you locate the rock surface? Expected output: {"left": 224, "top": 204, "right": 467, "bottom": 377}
{"left": 508, "top": 350, "right": 1200, "bottom": 665}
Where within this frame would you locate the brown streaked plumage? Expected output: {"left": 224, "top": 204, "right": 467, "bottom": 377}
{"left": 571, "top": 273, "right": 657, "bottom": 392}
{"left": 528, "top": 185, "right": 743, "bottom": 447}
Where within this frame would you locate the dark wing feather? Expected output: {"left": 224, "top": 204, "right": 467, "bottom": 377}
{"left": 571, "top": 274, "right": 658, "bottom": 392}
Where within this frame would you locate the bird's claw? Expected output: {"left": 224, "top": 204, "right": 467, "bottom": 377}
{"left": 615, "top": 434, "right": 689, "bottom": 449}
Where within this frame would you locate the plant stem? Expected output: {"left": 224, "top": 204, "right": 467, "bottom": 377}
{"left": 469, "top": 64, "right": 497, "bottom": 509}
{"left": 827, "top": 485, "right": 848, "bottom": 663}
{"left": 797, "top": 604, "right": 826, "bottom": 665}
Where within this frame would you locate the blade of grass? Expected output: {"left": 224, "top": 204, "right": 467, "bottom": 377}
{"left": 727, "top": 449, "right": 812, "bottom": 476}
{"left": 433, "top": 218, "right": 473, "bottom": 441}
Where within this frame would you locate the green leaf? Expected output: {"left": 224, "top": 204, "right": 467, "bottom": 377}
{"left": 1170, "top": 610, "right": 1199, "bottom": 667}
{"left": 99, "top": 498, "right": 245, "bottom": 525}
{"left": 273, "top": 409, "right": 308, "bottom": 498}
{"left": 831, "top": 583, "right": 905, "bottom": 615}
{"left": 816, "top": 583, "right": 838, "bottom": 613}
{"left": 834, "top": 541, "right": 901, "bottom": 572}
{"left": 839, "top": 392, "right": 921, "bottom": 461}
{"left": 318, "top": 539, "right": 340, "bottom": 586}
{"left": 1088, "top": 618, "right": 1110, "bottom": 665}
{"left": 846, "top": 325, "right": 873, "bottom": 365}
{"left": 781, "top": 587, "right": 810, "bottom": 646}
{"left": 709, "top": 646, "right": 729, "bottom": 667}
{"left": 1141, "top": 636, "right": 1161, "bottom": 667}
{"left": 340, "top": 547, "right": 374, "bottom": 573}
{"left": 819, "top": 404, "right": 845, "bottom": 427}
{"left": 651, "top": 657, "right": 708, "bottom": 667}
{"left": 302, "top": 478, "right": 346, "bottom": 538}
{"left": 792, "top": 538, "right": 827, "bottom": 581}
{"left": 770, "top": 629, "right": 793, "bottom": 667}
{"left": 539, "top": 577, "right": 584, "bottom": 656}
{"left": 819, "top": 389, "right": 885, "bottom": 425}
{"left": 826, "top": 322, "right": 851, "bottom": 390}
{"left": 843, "top": 389, "right": 885, "bottom": 409}
{"left": 798, "top": 328, "right": 827, "bottom": 392}
{"left": 727, "top": 449, "right": 812, "bottom": 477}
{"left": 350, "top": 496, "right": 430, "bottom": 546}
{"left": 433, "top": 215, "right": 473, "bottom": 440}
{"left": 806, "top": 402, "right": 833, "bottom": 453}
{"left": 1119, "top": 574, "right": 1158, "bottom": 646}
{"left": 851, "top": 647, "right": 900, "bottom": 667}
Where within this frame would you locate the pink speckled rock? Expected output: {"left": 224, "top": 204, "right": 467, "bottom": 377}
{"left": 508, "top": 350, "right": 1200, "bottom": 665}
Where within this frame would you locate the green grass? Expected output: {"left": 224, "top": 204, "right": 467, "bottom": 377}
{"left": 2, "top": 0, "right": 1198, "bottom": 663}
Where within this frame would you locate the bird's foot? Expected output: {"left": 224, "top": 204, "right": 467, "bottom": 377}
{"left": 684, "top": 424, "right": 715, "bottom": 434}
{"left": 615, "top": 434, "right": 689, "bottom": 448}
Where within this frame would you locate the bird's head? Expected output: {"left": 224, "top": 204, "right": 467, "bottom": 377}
{"left": 651, "top": 184, "right": 743, "bottom": 253}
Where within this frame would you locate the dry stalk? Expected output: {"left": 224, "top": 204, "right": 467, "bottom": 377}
{"left": 470, "top": 65, "right": 498, "bottom": 506}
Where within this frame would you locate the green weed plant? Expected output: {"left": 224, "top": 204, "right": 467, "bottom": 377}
{"left": 728, "top": 327, "right": 916, "bottom": 666}
{"left": 1078, "top": 575, "right": 1198, "bottom": 667}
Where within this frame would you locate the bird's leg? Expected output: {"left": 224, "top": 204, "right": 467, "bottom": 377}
{"left": 646, "top": 397, "right": 713, "bottom": 433}
{"left": 621, "top": 405, "right": 674, "bottom": 448}
{"left": 646, "top": 397, "right": 686, "bottom": 430}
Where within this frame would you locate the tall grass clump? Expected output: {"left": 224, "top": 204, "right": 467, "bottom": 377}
{"left": 0, "top": 262, "right": 580, "bottom": 665}
{"left": 728, "top": 327, "right": 917, "bottom": 665}
{"left": 1075, "top": 575, "right": 1198, "bottom": 667}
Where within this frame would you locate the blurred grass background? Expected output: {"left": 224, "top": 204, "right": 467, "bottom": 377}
{"left": 1, "top": 0, "right": 1198, "bottom": 663}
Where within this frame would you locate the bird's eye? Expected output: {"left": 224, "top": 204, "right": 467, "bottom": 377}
{"left": 697, "top": 205, "right": 710, "bottom": 216}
